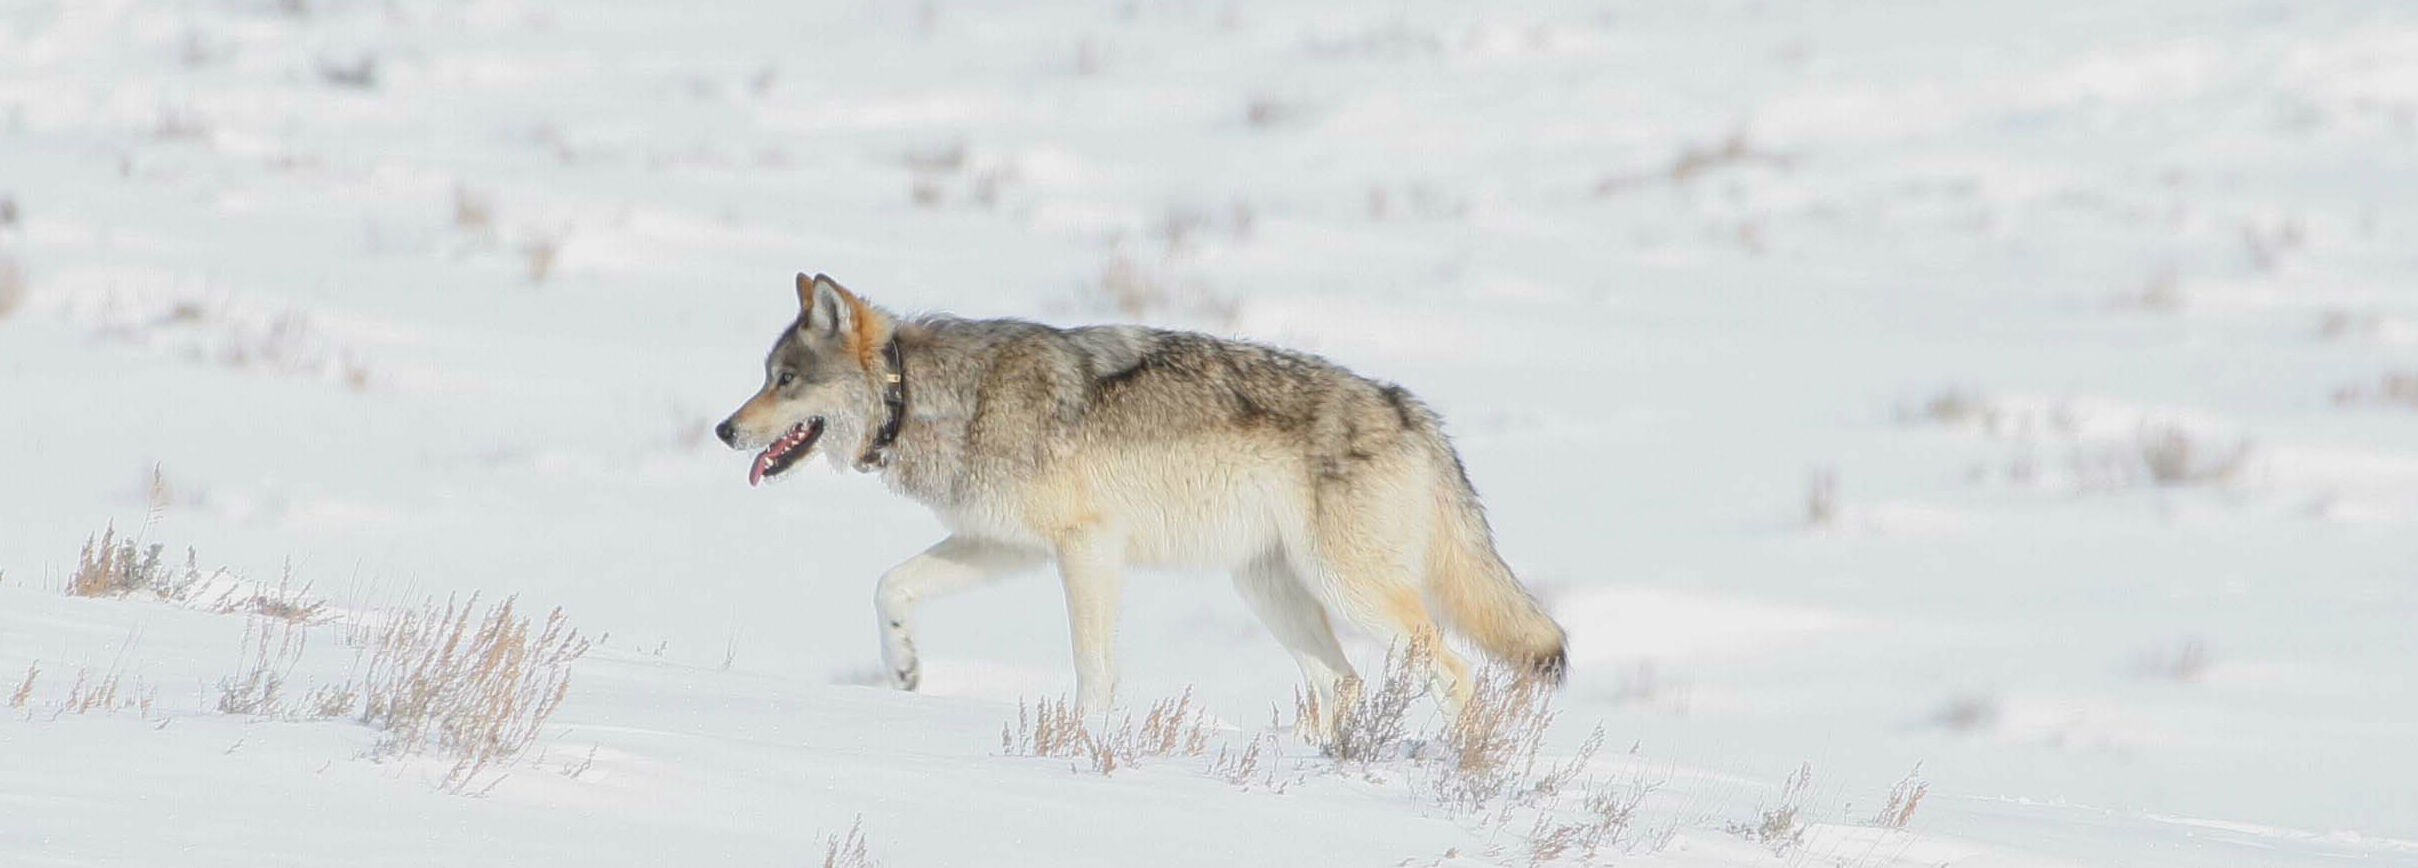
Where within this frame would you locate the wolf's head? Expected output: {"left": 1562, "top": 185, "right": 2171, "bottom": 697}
{"left": 716, "top": 273, "right": 896, "bottom": 486}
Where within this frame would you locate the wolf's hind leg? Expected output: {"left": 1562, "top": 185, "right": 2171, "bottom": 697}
{"left": 1232, "top": 552, "right": 1356, "bottom": 744}
{"left": 1297, "top": 507, "right": 1476, "bottom": 720}
{"left": 875, "top": 535, "right": 1044, "bottom": 692}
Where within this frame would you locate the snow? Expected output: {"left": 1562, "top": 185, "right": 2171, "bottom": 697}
{"left": 3, "top": 0, "right": 2415, "bottom": 865}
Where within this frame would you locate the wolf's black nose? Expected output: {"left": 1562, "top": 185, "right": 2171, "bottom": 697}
{"left": 714, "top": 420, "right": 737, "bottom": 447}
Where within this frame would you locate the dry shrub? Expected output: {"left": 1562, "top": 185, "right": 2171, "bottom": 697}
{"left": 1513, "top": 729, "right": 1653, "bottom": 867}
{"left": 152, "top": 106, "right": 211, "bottom": 141}
{"left": 1804, "top": 469, "right": 1840, "bottom": 527}
{"left": 1075, "top": 251, "right": 1235, "bottom": 325}
{"left": 0, "top": 254, "right": 24, "bottom": 319}
{"left": 223, "top": 560, "right": 330, "bottom": 623}
{"left": 452, "top": 184, "right": 495, "bottom": 232}
{"left": 1244, "top": 93, "right": 1308, "bottom": 128}
{"left": 1290, "top": 646, "right": 1668, "bottom": 863}
{"left": 2240, "top": 217, "right": 2305, "bottom": 272}
{"left": 1724, "top": 761, "right": 1813, "bottom": 856}
{"left": 316, "top": 53, "right": 377, "bottom": 89}
{"left": 1595, "top": 130, "right": 1791, "bottom": 196}
{"left": 83, "top": 292, "right": 373, "bottom": 388}
{"left": 1001, "top": 687, "right": 1214, "bottom": 775}
{"left": 520, "top": 235, "right": 560, "bottom": 284}
{"left": 1315, "top": 641, "right": 1431, "bottom": 762}
{"left": 2331, "top": 372, "right": 2418, "bottom": 409}
{"left": 822, "top": 815, "right": 882, "bottom": 868}
{"left": 2134, "top": 637, "right": 2213, "bottom": 683}
{"left": 1868, "top": 764, "right": 1928, "bottom": 830}
{"left": 1900, "top": 386, "right": 1986, "bottom": 426}
{"left": 1431, "top": 667, "right": 1557, "bottom": 811}
{"left": 2114, "top": 267, "right": 2185, "bottom": 313}
{"left": 2136, "top": 424, "right": 2250, "bottom": 486}
{"left": 325, "top": 594, "right": 590, "bottom": 792}
{"left": 8, "top": 662, "right": 35, "bottom": 709}
{"left": 1930, "top": 695, "right": 2000, "bottom": 732}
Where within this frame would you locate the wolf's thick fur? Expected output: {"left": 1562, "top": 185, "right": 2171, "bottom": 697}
{"left": 720, "top": 274, "right": 1566, "bottom": 731}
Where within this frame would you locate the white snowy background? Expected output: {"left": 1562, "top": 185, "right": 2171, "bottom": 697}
{"left": 2, "top": 0, "right": 2414, "bottom": 865}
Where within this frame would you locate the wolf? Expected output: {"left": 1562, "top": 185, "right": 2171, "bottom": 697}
{"left": 717, "top": 273, "right": 1566, "bottom": 734}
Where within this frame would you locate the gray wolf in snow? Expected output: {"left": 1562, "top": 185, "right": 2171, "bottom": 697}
{"left": 716, "top": 273, "right": 1566, "bottom": 735}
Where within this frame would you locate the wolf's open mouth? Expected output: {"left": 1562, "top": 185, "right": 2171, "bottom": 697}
{"left": 749, "top": 418, "right": 824, "bottom": 486}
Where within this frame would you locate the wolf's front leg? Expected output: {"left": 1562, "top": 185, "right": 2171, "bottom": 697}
{"left": 1052, "top": 531, "right": 1125, "bottom": 715}
{"left": 874, "top": 535, "right": 1044, "bottom": 691}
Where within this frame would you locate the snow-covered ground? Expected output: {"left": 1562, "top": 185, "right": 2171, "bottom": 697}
{"left": 4, "top": 0, "right": 2415, "bottom": 864}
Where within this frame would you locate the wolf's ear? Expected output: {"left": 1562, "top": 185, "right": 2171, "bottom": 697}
{"left": 795, "top": 272, "right": 853, "bottom": 339}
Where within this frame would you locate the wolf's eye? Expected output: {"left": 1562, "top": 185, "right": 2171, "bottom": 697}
{"left": 776, "top": 371, "right": 796, "bottom": 387}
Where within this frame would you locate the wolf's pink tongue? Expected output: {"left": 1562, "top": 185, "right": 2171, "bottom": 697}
{"left": 748, "top": 451, "right": 771, "bottom": 487}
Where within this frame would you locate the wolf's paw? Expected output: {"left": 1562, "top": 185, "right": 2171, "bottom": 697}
{"left": 891, "top": 662, "right": 920, "bottom": 692}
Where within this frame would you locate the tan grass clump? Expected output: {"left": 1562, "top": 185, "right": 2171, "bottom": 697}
{"left": 330, "top": 594, "right": 590, "bottom": 792}
{"left": 67, "top": 525, "right": 328, "bottom": 620}
{"left": 68, "top": 524, "right": 221, "bottom": 603}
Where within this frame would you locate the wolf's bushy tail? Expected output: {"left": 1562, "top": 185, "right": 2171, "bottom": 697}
{"left": 1428, "top": 475, "right": 1568, "bottom": 685}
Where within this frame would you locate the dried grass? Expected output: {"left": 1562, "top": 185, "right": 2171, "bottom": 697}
{"left": 452, "top": 185, "right": 494, "bottom": 232}
{"left": 83, "top": 292, "right": 373, "bottom": 389}
{"left": 8, "top": 662, "right": 35, "bottom": 709}
{"left": 0, "top": 254, "right": 23, "bottom": 319}
{"left": 1595, "top": 130, "right": 1792, "bottom": 196}
{"left": 1930, "top": 695, "right": 2000, "bottom": 732}
{"left": 821, "top": 815, "right": 882, "bottom": 868}
{"left": 1001, "top": 687, "right": 1214, "bottom": 775}
{"left": 1723, "top": 761, "right": 1813, "bottom": 856}
{"left": 1868, "top": 764, "right": 1929, "bottom": 830}
{"left": 68, "top": 524, "right": 212, "bottom": 601}
{"left": 50, "top": 662, "right": 157, "bottom": 719}
{"left": 1804, "top": 469, "right": 1841, "bottom": 527}
{"left": 2133, "top": 637, "right": 2213, "bottom": 683}
{"left": 1206, "top": 725, "right": 1290, "bottom": 792}
{"left": 21, "top": 633, "right": 158, "bottom": 721}
{"left": 520, "top": 235, "right": 560, "bottom": 284}
{"left": 1313, "top": 641, "right": 1431, "bottom": 763}
{"left": 2331, "top": 372, "right": 2418, "bottom": 409}
{"left": 66, "top": 524, "right": 329, "bottom": 620}
{"left": 216, "top": 612, "right": 313, "bottom": 716}
{"left": 1512, "top": 730, "right": 1653, "bottom": 867}
{"left": 316, "top": 53, "right": 378, "bottom": 89}
{"left": 2115, "top": 267, "right": 2186, "bottom": 313}
{"left": 2137, "top": 424, "right": 2250, "bottom": 486}
{"left": 1075, "top": 251, "right": 1236, "bottom": 325}
{"left": 1430, "top": 667, "right": 1557, "bottom": 811}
